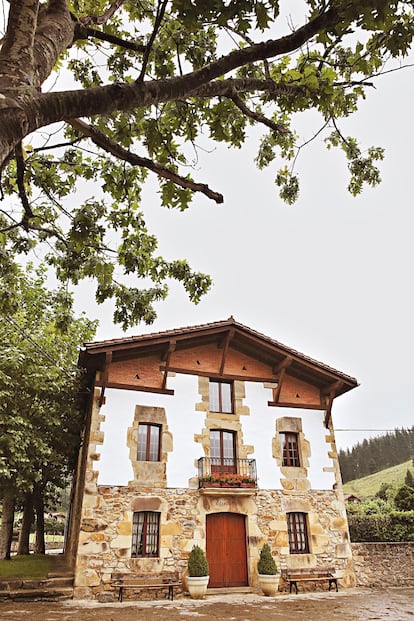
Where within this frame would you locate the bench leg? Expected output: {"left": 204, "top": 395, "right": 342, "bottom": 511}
{"left": 168, "top": 585, "right": 173, "bottom": 601}
{"left": 289, "top": 581, "right": 298, "bottom": 594}
{"left": 118, "top": 586, "right": 123, "bottom": 602}
{"left": 328, "top": 579, "right": 338, "bottom": 592}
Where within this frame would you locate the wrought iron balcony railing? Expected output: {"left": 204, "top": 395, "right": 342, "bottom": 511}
{"left": 197, "top": 457, "right": 257, "bottom": 489}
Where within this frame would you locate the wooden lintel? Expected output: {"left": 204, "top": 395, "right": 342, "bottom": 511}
{"left": 219, "top": 329, "right": 234, "bottom": 376}
{"left": 95, "top": 381, "right": 174, "bottom": 396}
{"left": 160, "top": 365, "right": 277, "bottom": 384}
{"left": 162, "top": 339, "right": 176, "bottom": 389}
{"left": 268, "top": 401, "right": 324, "bottom": 410}
{"left": 98, "top": 351, "right": 112, "bottom": 407}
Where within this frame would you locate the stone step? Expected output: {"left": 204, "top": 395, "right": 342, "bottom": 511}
{"left": 44, "top": 576, "right": 74, "bottom": 588}
{"left": 0, "top": 586, "right": 74, "bottom": 601}
{"left": 0, "top": 554, "right": 74, "bottom": 601}
{"left": 0, "top": 576, "right": 73, "bottom": 590}
{"left": 207, "top": 587, "right": 254, "bottom": 595}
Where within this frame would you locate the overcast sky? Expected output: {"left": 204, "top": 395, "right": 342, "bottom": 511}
{"left": 72, "top": 59, "right": 414, "bottom": 454}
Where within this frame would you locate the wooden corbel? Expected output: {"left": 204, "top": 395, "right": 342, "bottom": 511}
{"left": 98, "top": 350, "right": 112, "bottom": 407}
{"left": 161, "top": 339, "right": 176, "bottom": 389}
{"left": 219, "top": 329, "right": 234, "bottom": 376}
{"left": 322, "top": 381, "right": 343, "bottom": 427}
{"left": 269, "top": 356, "right": 292, "bottom": 404}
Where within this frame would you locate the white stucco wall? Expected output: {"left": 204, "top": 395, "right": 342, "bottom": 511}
{"left": 96, "top": 376, "right": 336, "bottom": 489}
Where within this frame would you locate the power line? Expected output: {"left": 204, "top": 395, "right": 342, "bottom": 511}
{"left": 3, "top": 315, "right": 75, "bottom": 380}
{"left": 336, "top": 428, "right": 409, "bottom": 432}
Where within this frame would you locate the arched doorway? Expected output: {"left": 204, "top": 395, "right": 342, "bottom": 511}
{"left": 206, "top": 512, "right": 248, "bottom": 588}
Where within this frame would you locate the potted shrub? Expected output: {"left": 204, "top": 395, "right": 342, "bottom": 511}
{"left": 257, "top": 543, "right": 279, "bottom": 596}
{"left": 187, "top": 545, "right": 209, "bottom": 599}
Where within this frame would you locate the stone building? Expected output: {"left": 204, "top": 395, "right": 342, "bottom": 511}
{"left": 66, "top": 318, "right": 359, "bottom": 599}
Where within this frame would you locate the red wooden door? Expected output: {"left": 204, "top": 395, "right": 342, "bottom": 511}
{"left": 206, "top": 513, "right": 248, "bottom": 588}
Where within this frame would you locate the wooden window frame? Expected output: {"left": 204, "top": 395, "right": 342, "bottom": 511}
{"left": 131, "top": 511, "right": 160, "bottom": 557}
{"left": 137, "top": 423, "right": 161, "bottom": 461}
{"left": 287, "top": 512, "right": 309, "bottom": 554}
{"left": 209, "top": 379, "right": 234, "bottom": 413}
{"left": 280, "top": 431, "right": 301, "bottom": 467}
{"left": 210, "top": 429, "right": 237, "bottom": 474}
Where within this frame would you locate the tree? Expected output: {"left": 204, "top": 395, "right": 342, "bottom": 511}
{"left": 404, "top": 469, "right": 414, "bottom": 489}
{"left": 394, "top": 484, "right": 414, "bottom": 511}
{"left": 375, "top": 482, "right": 391, "bottom": 501}
{"left": 0, "top": 264, "right": 96, "bottom": 559}
{"left": 0, "top": 1, "right": 413, "bottom": 327}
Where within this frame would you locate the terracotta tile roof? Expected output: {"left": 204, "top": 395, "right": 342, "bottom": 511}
{"left": 82, "top": 316, "right": 358, "bottom": 386}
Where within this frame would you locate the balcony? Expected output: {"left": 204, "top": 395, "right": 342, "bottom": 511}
{"left": 197, "top": 458, "right": 257, "bottom": 491}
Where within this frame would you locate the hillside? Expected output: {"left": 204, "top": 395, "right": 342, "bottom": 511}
{"left": 338, "top": 427, "right": 414, "bottom": 483}
{"left": 343, "top": 460, "right": 412, "bottom": 499}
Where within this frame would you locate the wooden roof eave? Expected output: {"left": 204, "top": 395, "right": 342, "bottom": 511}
{"left": 79, "top": 321, "right": 358, "bottom": 398}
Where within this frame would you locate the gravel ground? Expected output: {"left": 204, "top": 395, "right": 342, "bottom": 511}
{"left": 0, "top": 587, "right": 413, "bottom": 621}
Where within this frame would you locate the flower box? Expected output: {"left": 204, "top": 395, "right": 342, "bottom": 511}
{"left": 199, "top": 475, "right": 256, "bottom": 489}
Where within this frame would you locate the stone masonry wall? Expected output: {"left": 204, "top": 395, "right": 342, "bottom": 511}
{"left": 351, "top": 542, "right": 414, "bottom": 587}
{"left": 74, "top": 485, "right": 354, "bottom": 599}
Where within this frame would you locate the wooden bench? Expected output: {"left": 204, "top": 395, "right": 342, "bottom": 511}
{"left": 112, "top": 573, "right": 182, "bottom": 602}
{"left": 281, "top": 567, "right": 338, "bottom": 594}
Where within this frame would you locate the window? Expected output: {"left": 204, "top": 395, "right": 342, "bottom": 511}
{"left": 287, "top": 512, "right": 309, "bottom": 554}
{"left": 210, "top": 429, "right": 236, "bottom": 473}
{"left": 131, "top": 511, "right": 160, "bottom": 557}
{"left": 209, "top": 380, "right": 233, "bottom": 413}
{"left": 137, "top": 423, "right": 161, "bottom": 461}
{"left": 280, "top": 432, "right": 300, "bottom": 467}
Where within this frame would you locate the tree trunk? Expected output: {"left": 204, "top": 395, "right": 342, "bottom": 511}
{"left": 17, "top": 492, "right": 34, "bottom": 555}
{"left": 0, "top": 492, "right": 15, "bottom": 560}
{"left": 33, "top": 486, "right": 45, "bottom": 555}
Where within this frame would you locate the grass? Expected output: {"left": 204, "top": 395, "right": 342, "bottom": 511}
{"left": 0, "top": 554, "right": 52, "bottom": 579}
{"left": 343, "top": 460, "right": 412, "bottom": 498}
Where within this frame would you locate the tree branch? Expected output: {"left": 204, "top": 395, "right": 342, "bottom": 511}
{"left": 138, "top": 0, "right": 168, "bottom": 82}
{"left": 80, "top": 0, "right": 127, "bottom": 26}
{"left": 33, "top": 4, "right": 341, "bottom": 129}
{"left": 1, "top": 2, "right": 365, "bottom": 165}
{"left": 0, "top": 221, "right": 21, "bottom": 234}
{"left": 11, "top": 143, "right": 68, "bottom": 244}
{"left": 74, "top": 25, "right": 146, "bottom": 53}
{"left": 227, "top": 90, "right": 290, "bottom": 134}
{"left": 15, "top": 143, "right": 34, "bottom": 231}
{"left": 67, "top": 119, "right": 224, "bottom": 204}
{"left": 25, "top": 222, "right": 68, "bottom": 244}
{"left": 36, "top": 78, "right": 305, "bottom": 132}
{"left": 32, "top": 137, "right": 83, "bottom": 153}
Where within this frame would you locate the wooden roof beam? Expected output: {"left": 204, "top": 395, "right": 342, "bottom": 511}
{"left": 159, "top": 365, "right": 277, "bottom": 383}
